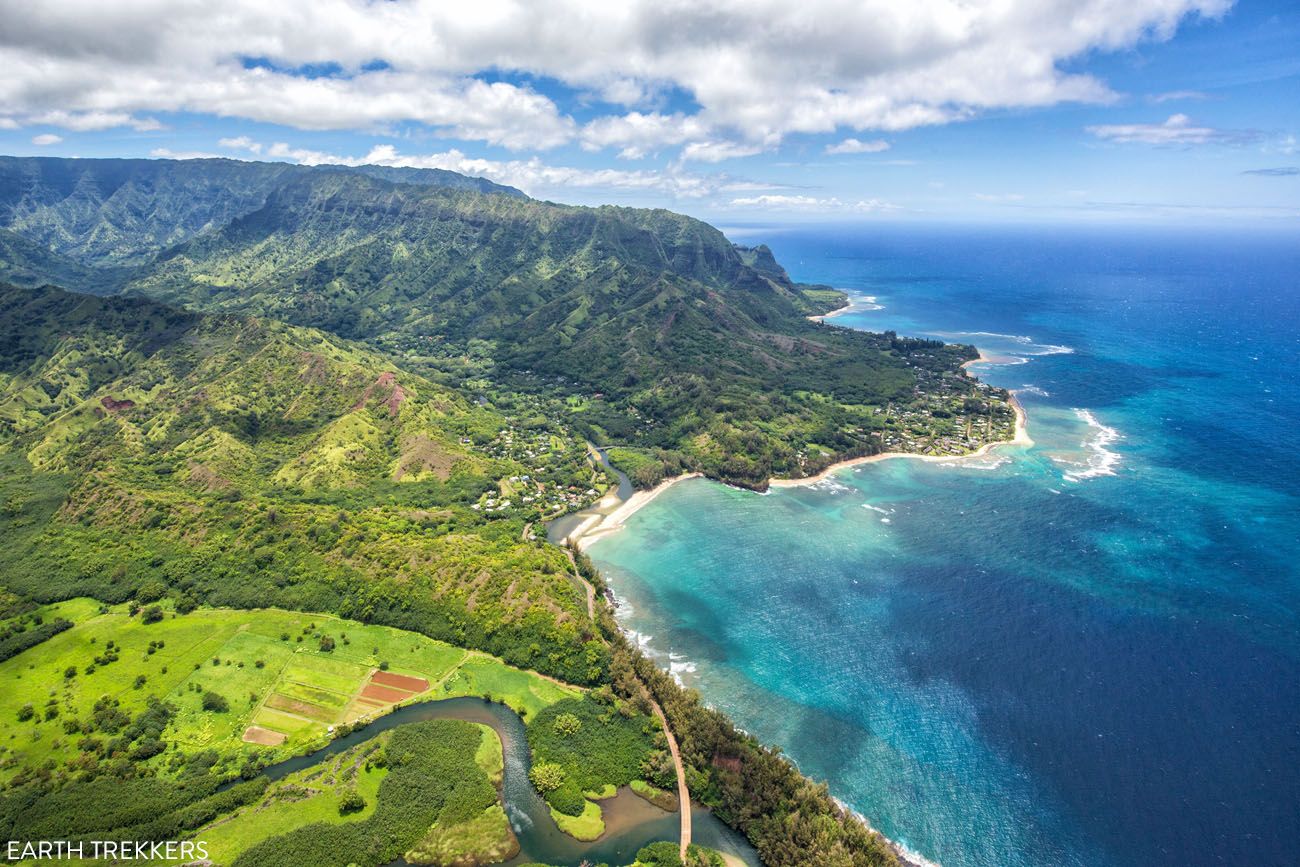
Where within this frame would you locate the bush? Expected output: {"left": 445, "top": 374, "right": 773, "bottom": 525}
{"left": 553, "top": 713, "right": 582, "bottom": 736}
{"left": 141, "top": 605, "right": 164, "bottom": 624}
{"left": 201, "top": 691, "right": 229, "bottom": 713}
{"left": 338, "top": 792, "right": 366, "bottom": 815}
{"left": 528, "top": 762, "right": 565, "bottom": 793}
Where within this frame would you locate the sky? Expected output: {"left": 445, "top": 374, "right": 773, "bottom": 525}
{"left": 1, "top": 0, "right": 1297, "bottom": 225}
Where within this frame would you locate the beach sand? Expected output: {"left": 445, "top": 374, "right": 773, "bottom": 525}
{"left": 807, "top": 295, "right": 865, "bottom": 322}
{"left": 568, "top": 355, "right": 1030, "bottom": 546}
{"left": 570, "top": 472, "right": 702, "bottom": 550}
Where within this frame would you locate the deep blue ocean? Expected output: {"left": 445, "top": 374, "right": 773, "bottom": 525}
{"left": 587, "top": 224, "right": 1300, "bottom": 867}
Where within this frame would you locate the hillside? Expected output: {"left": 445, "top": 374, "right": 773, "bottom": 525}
{"left": 0, "top": 283, "right": 609, "bottom": 684}
{"left": 0, "top": 156, "right": 1015, "bottom": 488}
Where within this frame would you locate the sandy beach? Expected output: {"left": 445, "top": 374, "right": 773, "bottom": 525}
{"left": 568, "top": 348, "right": 1029, "bottom": 544}
{"left": 570, "top": 472, "right": 702, "bottom": 551}
{"left": 568, "top": 394, "right": 1028, "bottom": 545}
{"left": 770, "top": 393, "right": 1031, "bottom": 489}
{"left": 807, "top": 294, "right": 870, "bottom": 322}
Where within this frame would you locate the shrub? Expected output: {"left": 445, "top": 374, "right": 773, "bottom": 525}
{"left": 528, "top": 762, "right": 565, "bottom": 793}
{"left": 338, "top": 792, "right": 366, "bottom": 815}
{"left": 201, "top": 692, "right": 229, "bottom": 713}
{"left": 553, "top": 713, "right": 582, "bottom": 736}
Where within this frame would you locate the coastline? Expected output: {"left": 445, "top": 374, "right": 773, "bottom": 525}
{"left": 570, "top": 472, "right": 703, "bottom": 551}
{"left": 769, "top": 391, "right": 1031, "bottom": 489}
{"left": 566, "top": 392, "right": 1028, "bottom": 546}
{"left": 806, "top": 291, "right": 877, "bottom": 322}
{"left": 559, "top": 350, "right": 1027, "bottom": 867}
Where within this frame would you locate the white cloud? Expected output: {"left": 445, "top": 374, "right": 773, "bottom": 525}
{"left": 728, "top": 194, "right": 896, "bottom": 212}
{"left": 218, "top": 135, "right": 262, "bottom": 154}
{"left": 215, "top": 139, "right": 772, "bottom": 200}
{"left": 1148, "top": 90, "right": 1209, "bottom": 103}
{"left": 679, "top": 140, "right": 767, "bottom": 163}
{"left": 30, "top": 133, "right": 62, "bottom": 145}
{"left": 825, "top": 138, "right": 890, "bottom": 155}
{"left": 1086, "top": 113, "right": 1256, "bottom": 145}
{"left": 973, "top": 192, "right": 1025, "bottom": 202}
{"left": 21, "top": 110, "right": 161, "bottom": 132}
{"left": 0, "top": 0, "right": 1231, "bottom": 157}
{"left": 149, "top": 147, "right": 226, "bottom": 159}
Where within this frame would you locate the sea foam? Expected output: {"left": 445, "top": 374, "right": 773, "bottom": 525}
{"left": 1061, "top": 408, "right": 1122, "bottom": 481}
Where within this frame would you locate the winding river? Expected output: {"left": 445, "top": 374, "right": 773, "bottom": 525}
{"left": 253, "top": 697, "right": 761, "bottom": 867}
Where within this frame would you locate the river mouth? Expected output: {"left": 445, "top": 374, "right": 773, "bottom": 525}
{"left": 546, "top": 446, "right": 633, "bottom": 545}
{"left": 251, "top": 696, "right": 761, "bottom": 867}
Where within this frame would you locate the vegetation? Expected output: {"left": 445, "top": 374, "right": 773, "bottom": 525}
{"left": 1, "top": 156, "right": 1014, "bottom": 491}
{"left": 525, "top": 695, "right": 658, "bottom": 819}
{"left": 232, "top": 720, "right": 507, "bottom": 866}
{"left": 0, "top": 283, "right": 609, "bottom": 686}
{"left": 197, "top": 738, "right": 388, "bottom": 864}
{"left": 0, "top": 603, "right": 578, "bottom": 785}
{"left": 0, "top": 156, "right": 993, "bottom": 865}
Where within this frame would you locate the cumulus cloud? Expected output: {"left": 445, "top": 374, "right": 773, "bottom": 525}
{"left": 209, "top": 138, "right": 773, "bottom": 200}
{"left": 218, "top": 135, "right": 262, "bottom": 154}
{"left": 149, "top": 147, "right": 225, "bottom": 159}
{"left": 0, "top": 0, "right": 1231, "bottom": 157}
{"left": 825, "top": 138, "right": 890, "bottom": 155}
{"left": 30, "top": 133, "right": 62, "bottom": 145}
{"left": 1086, "top": 113, "right": 1257, "bottom": 145}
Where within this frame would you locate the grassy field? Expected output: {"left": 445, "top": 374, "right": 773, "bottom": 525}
{"left": 197, "top": 737, "right": 389, "bottom": 864}
{"left": 0, "top": 601, "right": 582, "bottom": 783}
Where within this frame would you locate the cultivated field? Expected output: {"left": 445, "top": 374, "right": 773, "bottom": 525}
{"left": 0, "top": 600, "right": 581, "bottom": 782}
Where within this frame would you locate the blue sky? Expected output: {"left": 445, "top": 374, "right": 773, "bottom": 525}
{"left": 1, "top": 0, "right": 1296, "bottom": 225}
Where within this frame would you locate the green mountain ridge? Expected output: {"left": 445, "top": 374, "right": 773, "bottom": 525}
{"left": 0, "top": 156, "right": 1013, "bottom": 489}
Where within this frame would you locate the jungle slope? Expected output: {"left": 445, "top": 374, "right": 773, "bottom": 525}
{"left": 0, "top": 156, "right": 1015, "bottom": 490}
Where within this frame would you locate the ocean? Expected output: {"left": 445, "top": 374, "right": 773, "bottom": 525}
{"left": 585, "top": 223, "right": 1300, "bottom": 867}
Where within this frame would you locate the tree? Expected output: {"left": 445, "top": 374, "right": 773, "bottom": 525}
{"left": 141, "top": 605, "right": 164, "bottom": 624}
{"left": 201, "top": 691, "right": 230, "bottom": 713}
{"left": 338, "top": 791, "right": 366, "bottom": 815}
{"left": 319, "top": 635, "right": 336, "bottom": 652}
{"left": 553, "top": 712, "right": 582, "bottom": 736}
{"left": 529, "top": 762, "right": 566, "bottom": 793}
{"left": 136, "top": 580, "right": 167, "bottom": 603}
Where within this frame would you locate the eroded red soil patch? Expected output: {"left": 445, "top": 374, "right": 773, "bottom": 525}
{"left": 370, "top": 671, "right": 429, "bottom": 692}
{"left": 359, "top": 683, "right": 410, "bottom": 703}
{"left": 265, "top": 693, "right": 336, "bottom": 722}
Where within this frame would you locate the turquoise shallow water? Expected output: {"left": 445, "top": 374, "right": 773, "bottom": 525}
{"left": 587, "top": 224, "right": 1300, "bottom": 867}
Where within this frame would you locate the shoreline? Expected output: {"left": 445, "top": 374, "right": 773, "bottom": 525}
{"left": 558, "top": 344, "right": 1029, "bottom": 867}
{"left": 806, "top": 291, "right": 875, "bottom": 322}
{"left": 570, "top": 472, "right": 703, "bottom": 551}
{"left": 567, "top": 394, "right": 1029, "bottom": 546}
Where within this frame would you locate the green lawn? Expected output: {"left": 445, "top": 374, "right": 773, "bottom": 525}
{"left": 442, "top": 653, "right": 579, "bottom": 721}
